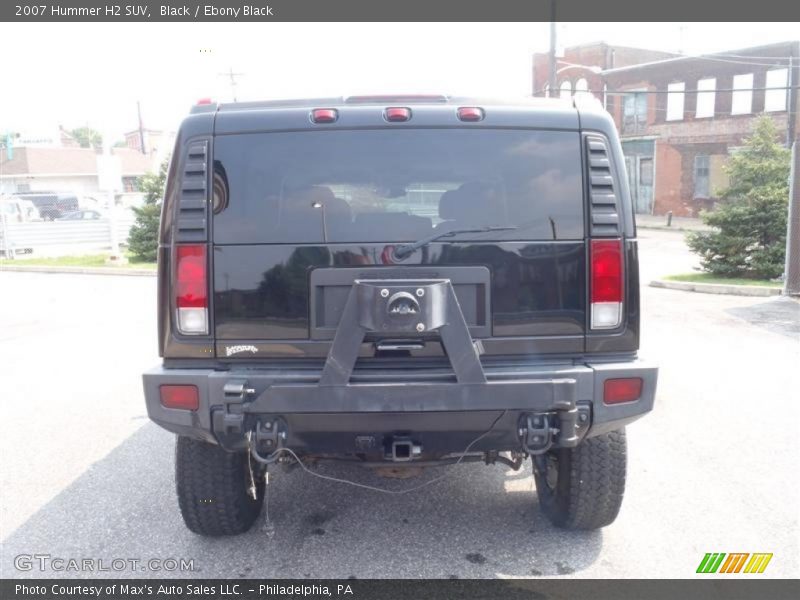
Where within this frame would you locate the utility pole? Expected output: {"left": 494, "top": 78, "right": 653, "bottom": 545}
{"left": 784, "top": 140, "right": 800, "bottom": 296}
{"left": 548, "top": 1, "right": 557, "bottom": 97}
{"left": 219, "top": 67, "right": 244, "bottom": 102}
{"left": 136, "top": 101, "right": 146, "bottom": 155}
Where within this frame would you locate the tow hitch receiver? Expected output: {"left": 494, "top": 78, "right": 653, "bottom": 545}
{"left": 389, "top": 438, "right": 422, "bottom": 462}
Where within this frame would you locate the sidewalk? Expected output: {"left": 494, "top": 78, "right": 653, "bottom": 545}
{"left": 636, "top": 214, "right": 710, "bottom": 232}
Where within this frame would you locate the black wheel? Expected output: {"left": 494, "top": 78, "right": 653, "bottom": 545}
{"left": 533, "top": 428, "right": 627, "bottom": 530}
{"left": 175, "top": 435, "right": 264, "bottom": 536}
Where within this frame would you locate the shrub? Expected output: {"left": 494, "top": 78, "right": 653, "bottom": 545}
{"left": 128, "top": 160, "right": 168, "bottom": 262}
{"left": 686, "top": 116, "right": 790, "bottom": 279}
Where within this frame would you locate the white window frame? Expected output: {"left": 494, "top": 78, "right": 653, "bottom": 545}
{"left": 764, "top": 68, "right": 789, "bottom": 112}
{"left": 695, "top": 78, "right": 716, "bottom": 118}
{"left": 731, "top": 73, "right": 753, "bottom": 115}
{"left": 666, "top": 82, "right": 685, "bottom": 121}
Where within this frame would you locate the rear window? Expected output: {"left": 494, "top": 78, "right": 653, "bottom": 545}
{"left": 211, "top": 129, "right": 584, "bottom": 244}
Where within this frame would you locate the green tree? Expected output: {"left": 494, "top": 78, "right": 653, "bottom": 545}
{"left": 70, "top": 126, "right": 103, "bottom": 149}
{"left": 687, "top": 116, "right": 791, "bottom": 279}
{"left": 127, "top": 160, "right": 169, "bottom": 262}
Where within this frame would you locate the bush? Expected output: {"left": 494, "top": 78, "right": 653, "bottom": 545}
{"left": 128, "top": 160, "right": 168, "bottom": 262}
{"left": 127, "top": 203, "right": 161, "bottom": 262}
{"left": 686, "top": 117, "right": 790, "bottom": 279}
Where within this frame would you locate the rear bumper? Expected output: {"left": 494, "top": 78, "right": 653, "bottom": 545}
{"left": 143, "top": 360, "right": 657, "bottom": 458}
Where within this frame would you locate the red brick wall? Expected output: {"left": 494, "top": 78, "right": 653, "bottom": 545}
{"left": 654, "top": 142, "right": 684, "bottom": 216}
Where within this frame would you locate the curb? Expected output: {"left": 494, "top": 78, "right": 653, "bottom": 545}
{"left": 650, "top": 279, "right": 782, "bottom": 297}
{"left": 637, "top": 225, "right": 710, "bottom": 233}
{"left": 0, "top": 265, "right": 156, "bottom": 277}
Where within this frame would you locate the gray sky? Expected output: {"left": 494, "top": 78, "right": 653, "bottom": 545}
{"left": 1, "top": 22, "right": 798, "bottom": 142}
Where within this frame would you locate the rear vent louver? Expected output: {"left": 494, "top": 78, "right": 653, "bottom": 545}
{"left": 176, "top": 140, "right": 209, "bottom": 242}
{"left": 586, "top": 135, "right": 620, "bottom": 237}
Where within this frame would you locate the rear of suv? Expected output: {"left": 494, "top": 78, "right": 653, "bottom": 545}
{"left": 143, "top": 94, "right": 658, "bottom": 536}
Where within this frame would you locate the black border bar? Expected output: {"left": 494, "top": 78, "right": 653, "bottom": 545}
{"left": 3, "top": 579, "right": 800, "bottom": 600}
{"left": 3, "top": 0, "right": 800, "bottom": 22}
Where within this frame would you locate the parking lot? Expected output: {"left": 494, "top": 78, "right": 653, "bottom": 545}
{"left": 1, "top": 229, "right": 798, "bottom": 579}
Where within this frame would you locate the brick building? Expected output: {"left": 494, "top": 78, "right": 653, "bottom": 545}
{"left": 533, "top": 41, "right": 800, "bottom": 216}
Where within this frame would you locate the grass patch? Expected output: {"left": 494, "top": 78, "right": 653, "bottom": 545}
{"left": 0, "top": 253, "right": 156, "bottom": 269}
{"left": 664, "top": 273, "right": 780, "bottom": 288}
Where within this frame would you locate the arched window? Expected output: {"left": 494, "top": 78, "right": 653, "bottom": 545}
{"left": 559, "top": 80, "right": 572, "bottom": 99}
{"left": 543, "top": 84, "right": 550, "bottom": 98}
{"left": 575, "top": 78, "right": 589, "bottom": 97}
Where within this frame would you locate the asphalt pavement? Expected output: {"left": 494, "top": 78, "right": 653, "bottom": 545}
{"left": 1, "top": 230, "right": 798, "bottom": 579}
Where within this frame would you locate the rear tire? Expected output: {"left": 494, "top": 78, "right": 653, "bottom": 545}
{"left": 533, "top": 428, "right": 627, "bottom": 530}
{"left": 175, "top": 436, "right": 264, "bottom": 536}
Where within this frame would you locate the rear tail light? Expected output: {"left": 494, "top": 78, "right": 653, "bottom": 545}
{"left": 311, "top": 108, "right": 338, "bottom": 123}
{"left": 590, "top": 239, "right": 623, "bottom": 329}
{"left": 160, "top": 385, "right": 199, "bottom": 410}
{"left": 176, "top": 244, "right": 208, "bottom": 334}
{"left": 604, "top": 378, "right": 643, "bottom": 404}
{"left": 384, "top": 107, "right": 412, "bottom": 122}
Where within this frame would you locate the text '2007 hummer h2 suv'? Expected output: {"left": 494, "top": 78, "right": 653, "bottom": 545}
{"left": 143, "top": 94, "right": 658, "bottom": 536}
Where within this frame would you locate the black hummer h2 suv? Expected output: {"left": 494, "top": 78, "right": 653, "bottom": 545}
{"left": 143, "top": 94, "right": 658, "bottom": 536}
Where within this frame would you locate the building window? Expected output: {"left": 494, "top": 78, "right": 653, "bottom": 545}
{"left": 559, "top": 80, "right": 572, "bottom": 99}
{"left": 666, "top": 82, "right": 685, "bottom": 121}
{"left": 764, "top": 68, "right": 789, "bottom": 112}
{"left": 122, "top": 177, "right": 139, "bottom": 193}
{"left": 694, "top": 155, "right": 710, "bottom": 198}
{"left": 731, "top": 73, "right": 753, "bottom": 115}
{"left": 575, "top": 78, "right": 589, "bottom": 97}
{"left": 622, "top": 91, "right": 648, "bottom": 134}
{"left": 695, "top": 78, "right": 716, "bottom": 118}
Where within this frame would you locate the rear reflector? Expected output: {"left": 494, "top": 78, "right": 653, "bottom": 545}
{"left": 160, "top": 385, "right": 199, "bottom": 410}
{"left": 457, "top": 107, "right": 484, "bottom": 122}
{"left": 384, "top": 107, "right": 412, "bottom": 122}
{"left": 590, "top": 239, "right": 623, "bottom": 329}
{"left": 176, "top": 244, "right": 208, "bottom": 334}
{"left": 604, "top": 378, "right": 643, "bottom": 404}
{"left": 311, "top": 108, "right": 338, "bottom": 123}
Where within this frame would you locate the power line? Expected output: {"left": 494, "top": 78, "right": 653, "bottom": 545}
{"left": 536, "top": 86, "right": 799, "bottom": 96}
{"left": 664, "top": 54, "right": 796, "bottom": 69}
{"left": 601, "top": 86, "right": 798, "bottom": 95}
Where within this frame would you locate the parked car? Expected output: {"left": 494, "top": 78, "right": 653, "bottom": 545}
{"left": 15, "top": 192, "right": 79, "bottom": 220}
{"left": 0, "top": 196, "right": 41, "bottom": 222}
{"left": 55, "top": 209, "right": 103, "bottom": 221}
{"left": 143, "top": 95, "right": 658, "bottom": 536}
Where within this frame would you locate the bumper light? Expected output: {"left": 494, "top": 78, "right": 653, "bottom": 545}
{"left": 603, "top": 377, "right": 643, "bottom": 404}
{"left": 160, "top": 385, "right": 199, "bottom": 410}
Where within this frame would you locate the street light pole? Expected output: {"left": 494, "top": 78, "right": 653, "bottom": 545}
{"left": 548, "top": 0, "right": 557, "bottom": 96}
{"left": 784, "top": 140, "right": 800, "bottom": 296}
{"left": 99, "top": 131, "right": 126, "bottom": 265}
